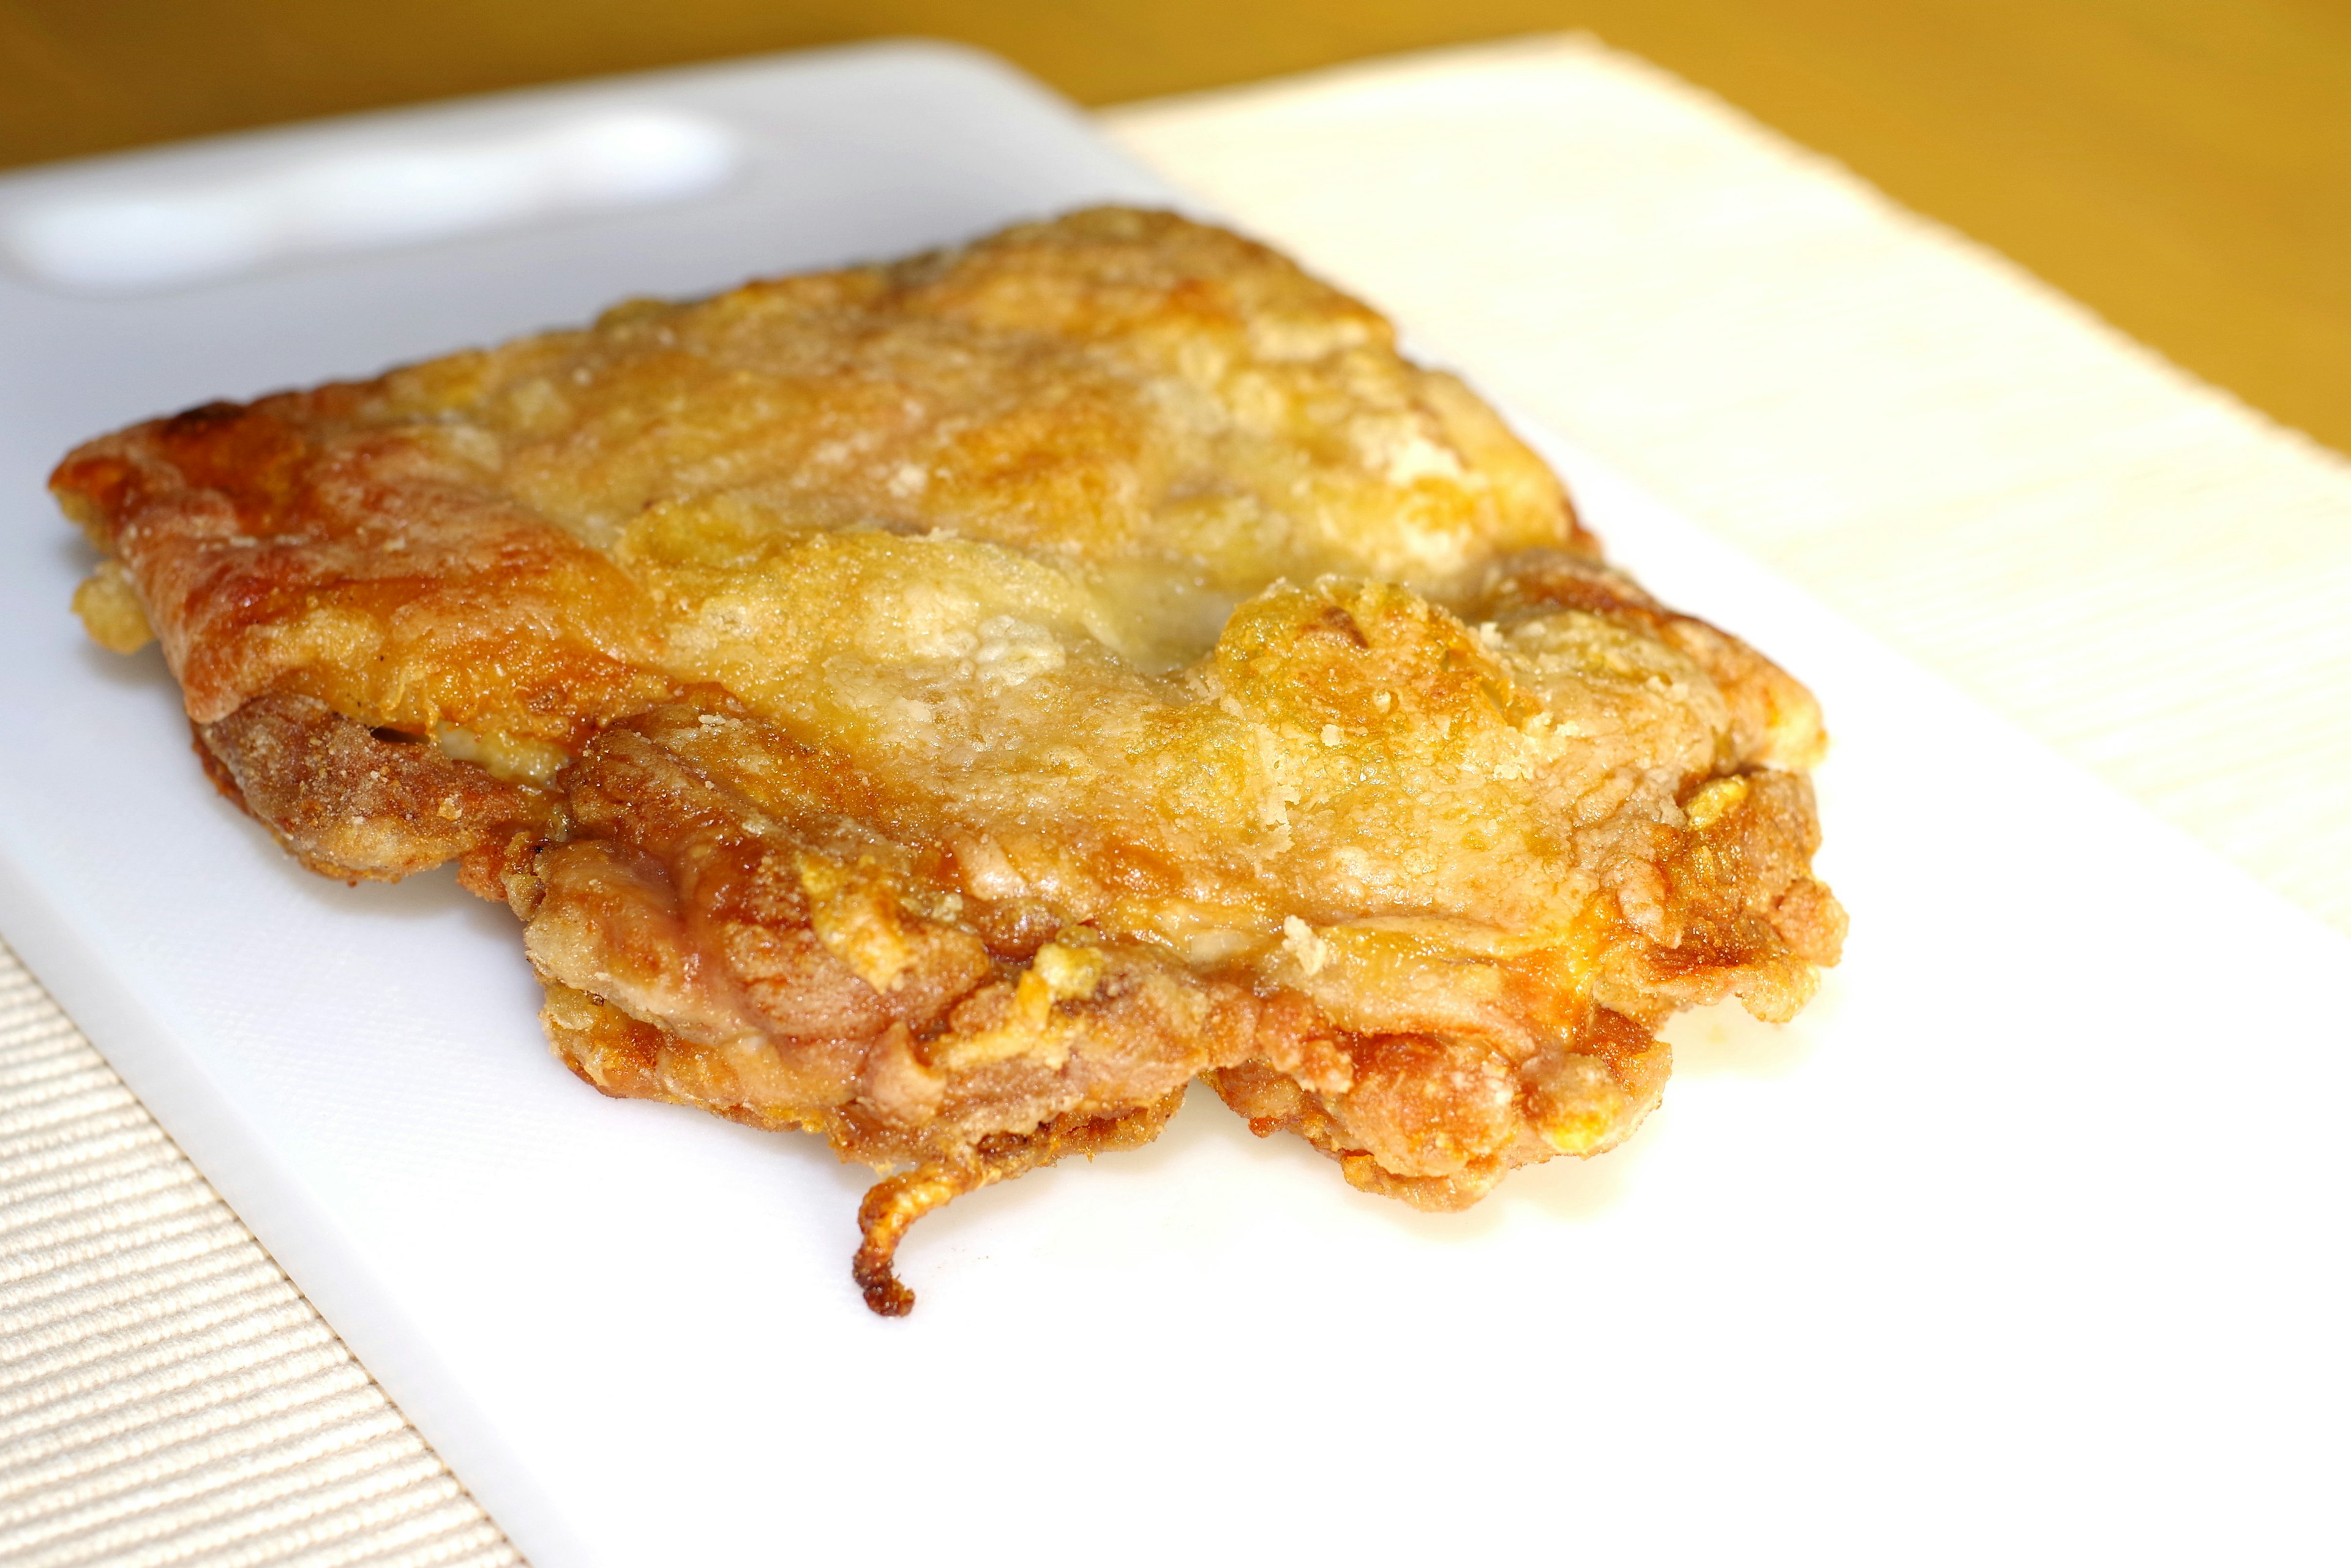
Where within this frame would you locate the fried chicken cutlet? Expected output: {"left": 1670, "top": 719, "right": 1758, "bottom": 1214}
{"left": 53, "top": 208, "right": 1845, "bottom": 1314}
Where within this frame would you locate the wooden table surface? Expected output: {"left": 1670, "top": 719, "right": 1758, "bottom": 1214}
{"left": 2, "top": 0, "right": 2344, "bottom": 453}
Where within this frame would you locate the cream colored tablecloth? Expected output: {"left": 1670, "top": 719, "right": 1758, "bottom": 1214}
{"left": 6, "top": 35, "right": 2345, "bottom": 1565}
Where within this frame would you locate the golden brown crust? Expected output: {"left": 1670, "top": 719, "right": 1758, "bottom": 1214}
{"left": 195, "top": 690, "right": 556, "bottom": 883}
{"left": 1209, "top": 1004, "right": 1672, "bottom": 1211}
{"left": 54, "top": 207, "right": 1843, "bottom": 1311}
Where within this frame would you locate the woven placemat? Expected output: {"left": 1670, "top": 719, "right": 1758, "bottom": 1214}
{"left": 6, "top": 34, "right": 2344, "bottom": 1565}
{"left": 0, "top": 947, "right": 517, "bottom": 1568}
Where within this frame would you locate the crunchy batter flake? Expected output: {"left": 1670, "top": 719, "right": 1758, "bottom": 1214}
{"left": 53, "top": 208, "right": 1843, "bottom": 1313}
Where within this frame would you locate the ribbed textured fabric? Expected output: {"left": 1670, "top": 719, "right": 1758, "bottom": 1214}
{"left": 0, "top": 948, "right": 519, "bottom": 1567}
{"left": 4, "top": 35, "right": 2344, "bottom": 1564}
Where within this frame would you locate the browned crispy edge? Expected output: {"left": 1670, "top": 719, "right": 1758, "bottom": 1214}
{"left": 193, "top": 690, "right": 556, "bottom": 891}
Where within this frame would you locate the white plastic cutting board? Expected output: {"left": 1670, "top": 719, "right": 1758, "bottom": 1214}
{"left": 1, "top": 42, "right": 2344, "bottom": 1566}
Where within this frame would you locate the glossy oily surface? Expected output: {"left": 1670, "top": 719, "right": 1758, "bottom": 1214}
{"left": 54, "top": 204, "right": 1840, "bottom": 1311}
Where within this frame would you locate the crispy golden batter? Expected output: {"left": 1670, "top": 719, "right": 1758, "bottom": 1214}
{"left": 53, "top": 208, "right": 1843, "bottom": 1312}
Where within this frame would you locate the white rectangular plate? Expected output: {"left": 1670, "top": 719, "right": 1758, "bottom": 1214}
{"left": 2, "top": 42, "right": 2344, "bottom": 1565}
